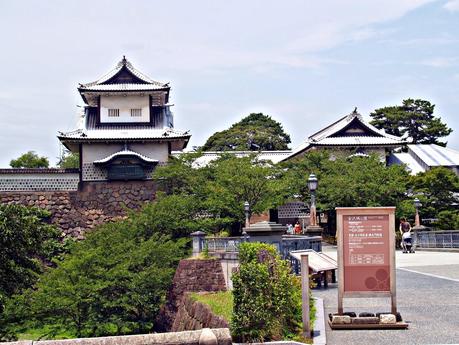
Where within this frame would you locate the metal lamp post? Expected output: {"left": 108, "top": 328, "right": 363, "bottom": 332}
{"left": 414, "top": 198, "right": 422, "bottom": 228}
{"left": 306, "top": 174, "right": 322, "bottom": 236}
{"left": 307, "top": 174, "right": 318, "bottom": 227}
{"left": 244, "top": 201, "right": 250, "bottom": 229}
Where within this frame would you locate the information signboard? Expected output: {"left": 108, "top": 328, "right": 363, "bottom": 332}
{"left": 336, "top": 207, "right": 396, "bottom": 315}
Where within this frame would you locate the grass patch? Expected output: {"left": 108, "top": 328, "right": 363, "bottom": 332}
{"left": 190, "top": 291, "right": 233, "bottom": 322}
{"left": 16, "top": 325, "right": 75, "bottom": 340}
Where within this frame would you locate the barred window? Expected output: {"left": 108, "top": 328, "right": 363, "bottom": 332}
{"left": 131, "top": 108, "right": 142, "bottom": 117}
{"left": 108, "top": 109, "right": 120, "bottom": 117}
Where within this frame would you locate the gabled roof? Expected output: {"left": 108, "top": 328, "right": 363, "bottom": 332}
{"left": 93, "top": 148, "right": 159, "bottom": 165}
{"left": 309, "top": 109, "right": 403, "bottom": 142}
{"left": 78, "top": 56, "right": 169, "bottom": 92}
{"left": 283, "top": 109, "right": 407, "bottom": 161}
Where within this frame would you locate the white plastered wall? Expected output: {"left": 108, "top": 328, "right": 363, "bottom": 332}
{"left": 100, "top": 95, "right": 149, "bottom": 123}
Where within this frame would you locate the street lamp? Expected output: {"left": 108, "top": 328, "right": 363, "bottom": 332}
{"left": 244, "top": 201, "right": 250, "bottom": 229}
{"left": 414, "top": 198, "right": 422, "bottom": 228}
{"left": 307, "top": 174, "right": 318, "bottom": 227}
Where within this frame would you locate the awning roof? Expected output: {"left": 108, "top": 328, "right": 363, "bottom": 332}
{"left": 289, "top": 249, "right": 338, "bottom": 272}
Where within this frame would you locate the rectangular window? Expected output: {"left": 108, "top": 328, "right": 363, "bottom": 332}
{"left": 108, "top": 109, "right": 120, "bottom": 117}
{"left": 131, "top": 108, "right": 142, "bottom": 117}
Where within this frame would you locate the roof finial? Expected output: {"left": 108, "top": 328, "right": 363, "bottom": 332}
{"left": 122, "top": 55, "right": 127, "bottom": 64}
{"left": 353, "top": 106, "right": 358, "bottom": 114}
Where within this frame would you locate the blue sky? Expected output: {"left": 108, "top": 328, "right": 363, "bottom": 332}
{"left": 0, "top": 0, "right": 458, "bottom": 166}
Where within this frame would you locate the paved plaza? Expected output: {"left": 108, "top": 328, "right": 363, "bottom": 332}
{"left": 314, "top": 247, "right": 459, "bottom": 345}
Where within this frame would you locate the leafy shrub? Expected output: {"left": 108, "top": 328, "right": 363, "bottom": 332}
{"left": 231, "top": 242, "right": 302, "bottom": 342}
{"left": 0, "top": 204, "right": 61, "bottom": 307}
{"left": 3, "top": 220, "right": 187, "bottom": 339}
{"left": 0, "top": 204, "right": 62, "bottom": 340}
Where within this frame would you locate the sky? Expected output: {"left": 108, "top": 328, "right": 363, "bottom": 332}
{"left": 0, "top": 0, "right": 458, "bottom": 167}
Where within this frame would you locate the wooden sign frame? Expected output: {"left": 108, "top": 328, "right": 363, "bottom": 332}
{"left": 336, "top": 207, "right": 396, "bottom": 315}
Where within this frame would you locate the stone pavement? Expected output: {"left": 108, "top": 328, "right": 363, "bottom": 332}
{"left": 314, "top": 246, "right": 459, "bottom": 344}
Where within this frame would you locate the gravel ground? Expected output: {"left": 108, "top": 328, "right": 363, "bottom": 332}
{"left": 313, "top": 267, "right": 459, "bottom": 345}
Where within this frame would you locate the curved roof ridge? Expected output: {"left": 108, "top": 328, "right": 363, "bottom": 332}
{"left": 80, "top": 56, "right": 168, "bottom": 88}
{"left": 93, "top": 148, "right": 159, "bottom": 165}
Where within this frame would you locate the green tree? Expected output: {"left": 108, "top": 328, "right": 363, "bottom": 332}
{"left": 370, "top": 99, "right": 452, "bottom": 146}
{"left": 202, "top": 113, "right": 291, "bottom": 151}
{"left": 3, "top": 220, "right": 187, "bottom": 339}
{"left": 154, "top": 152, "right": 207, "bottom": 195}
{"left": 10, "top": 151, "right": 49, "bottom": 168}
{"left": 231, "top": 242, "right": 303, "bottom": 342}
{"left": 134, "top": 193, "right": 232, "bottom": 238}
{"left": 435, "top": 210, "right": 459, "bottom": 230}
{"left": 0, "top": 205, "right": 61, "bottom": 310}
{"left": 280, "top": 152, "right": 409, "bottom": 211}
{"left": 57, "top": 151, "right": 79, "bottom": 169}
{"left": 204, "top": 155, "right": 283, "bottom": 227}
{"left": 410, "top": 167, "right": 459, "bottom": 220}
{"left": 153, "top": 153, "right": 282, "bottom": 234}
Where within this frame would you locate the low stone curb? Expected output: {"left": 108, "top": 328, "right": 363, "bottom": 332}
{"left": 0, "top": 328, "right": 232, "bottom": 345}
{"left": 312, "top": 297, "right": 326, "bottom": 345}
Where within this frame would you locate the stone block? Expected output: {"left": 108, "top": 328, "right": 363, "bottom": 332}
{"left": 379, "top": 314, "right": 397, "bottom": 324}
{"left": 331, "top": 315, "right": 351, "bottom": 324}
{"left": 352, "top": 317, "right": 380, "bottom": 324}
{"left": 359, "top": 312, "right": 375, "bottom": 317}
{"left": 199, "top": 328, "right": 217, "bottom": 345}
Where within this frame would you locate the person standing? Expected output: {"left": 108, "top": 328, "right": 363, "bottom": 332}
{"left": 294, "top": 221, "right": 301, "bottom": 234}
{"left": 399, "top": 217, "right": 412, "bottom": 253}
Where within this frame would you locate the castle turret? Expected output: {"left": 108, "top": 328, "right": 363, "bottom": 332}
{"left": 58, "top": 57, "right": 191, "bottom": 182}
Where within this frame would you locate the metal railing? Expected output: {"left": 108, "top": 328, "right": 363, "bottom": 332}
{"left": 415, "top": 230, "right": 459, "bottom": 249}
{"left": 205, "top": 237, "right": 242, "bottom": 252}
{"left": 192, "top": 232, "right": 322, "bottom": 260}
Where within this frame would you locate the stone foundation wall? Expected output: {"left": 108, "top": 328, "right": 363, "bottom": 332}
{"left": 0, "top": 181, "right": 156, "bottom": 238}
{"left": 172, "top": 293, "right": 229, "bottom": 332}
{"left": 157, "top": 259, "right": 227, "bottom": 332}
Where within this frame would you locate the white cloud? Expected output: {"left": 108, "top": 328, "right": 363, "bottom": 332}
{"left": 387, "top": 35, "right": 459, "bottom": 46}
{"left": 420, "top": 57, "right": 459, "bottom": 67}
{"left": 444, "top": 0, "right": 459, "bottom": 11}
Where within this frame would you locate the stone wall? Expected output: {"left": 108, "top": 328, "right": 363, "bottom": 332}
{"left": 172, "top": 293, "right": 229, "bottom": 332}
{"left": 157, "top": 259, "right": 227, "bottom": 332}
{"left": 0, "top": 181, "right": 156, "bottom": 238}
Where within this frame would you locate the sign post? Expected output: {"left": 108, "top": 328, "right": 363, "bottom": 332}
{"left": 300, "top": 254, "right": 310, "bottom": 337}
{"left": 336, "top": 207, "right": 397, "bottom": 316}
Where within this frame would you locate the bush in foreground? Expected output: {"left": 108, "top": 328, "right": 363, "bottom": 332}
{"left": 231, "top": 242, "right": 303, "bottom": 342}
